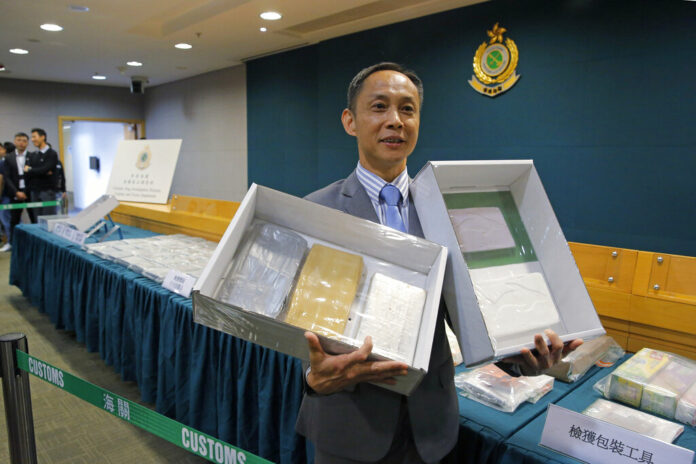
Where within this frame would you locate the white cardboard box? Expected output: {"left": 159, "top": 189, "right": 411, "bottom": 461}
{"left": 193, "top": 184, "right": 448, "bottom": 395}
{"left": 410, "top": 160, "right": 605, "bottom": 366}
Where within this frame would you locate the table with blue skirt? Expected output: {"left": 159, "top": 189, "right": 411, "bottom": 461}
{"left": 10, "top": 223, "right": 696, "bottom": 463}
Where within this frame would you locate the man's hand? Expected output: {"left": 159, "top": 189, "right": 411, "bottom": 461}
{"left": 23, "top": 165, "right": 30, "bottom": 173}
{"left": 502, "top": 329, "right": 583, "bottom": 375}
{"left": 16, "top": 191, "right": 27, "bottom": 201}
{"left": 305, "top": 331, "right": 409, "bottom": 395}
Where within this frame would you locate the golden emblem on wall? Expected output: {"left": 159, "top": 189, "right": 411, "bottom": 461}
{"left": 136, "top": 145, "right": 152, "bottom": 170}
{"left": 468, "top": 23, "right": 520, "bottom": 97}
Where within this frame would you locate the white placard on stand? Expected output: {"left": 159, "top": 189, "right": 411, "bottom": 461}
{"left": 106, "top": 139, "right": 182, "bottom": 204}
{"left": 540, "top": 404, "right": 694, "bottom": 464}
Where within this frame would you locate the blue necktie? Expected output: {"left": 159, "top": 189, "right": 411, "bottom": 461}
{"left": 379, "top": 184, "right": 406, "bottom": 233}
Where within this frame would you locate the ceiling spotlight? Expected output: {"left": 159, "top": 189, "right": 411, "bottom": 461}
{"left": 175, "top": 43, "right": 192, "bottom": 49}
{"left": 0, "top": 65, "right": 6, "bottom": 72}
{"left": 127, "top": 61, "right": 143, "bottom": 67}
{"left": 40, "top": 23, "right": 63, "bottom": 31}
{"left": 69, "top": 5, "right": 89, "bottom": 12}
{"left": 260, "top": 27, "right": 267, "bottom": 32}
{"left": 92, "top": 73, "right": 106, "bottom": 80}
{"left": 9, "top": 48, "right": 29, "bottom": 55}
{"left": 260, "top": 11, "right": 282, "bottom": 20}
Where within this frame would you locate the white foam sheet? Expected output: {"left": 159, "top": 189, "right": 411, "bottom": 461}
{"left": 448, "top": 207, "right": 515, "bottom": 253}
{"left": 471, "top": 270, "right": 560, "bottom": 340}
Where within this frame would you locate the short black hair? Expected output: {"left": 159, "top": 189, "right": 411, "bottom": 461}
{"left": 14, "top": 132, "right": 28, "bottom": 140}
{"left": 346, "top": 62, "right": 423, "bottom": 113}
{"left": 3, "top": 141, "right": 16, "bottom": 153}
{"left": 31, "top": 128, "right": 47, "bottom": 140}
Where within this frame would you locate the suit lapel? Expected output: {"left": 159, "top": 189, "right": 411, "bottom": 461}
{"left": 340, "top": 171, "right": 380, "bottom": 223}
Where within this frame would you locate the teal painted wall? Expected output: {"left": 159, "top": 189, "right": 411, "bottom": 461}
{"left": 248, "top": 0, "right": 696, "bottom": 256}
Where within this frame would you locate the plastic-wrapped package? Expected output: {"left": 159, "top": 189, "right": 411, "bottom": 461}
{"left": 676, "top": 382, "right": 696, "bottom": 426}
{"left": 454, "top": 363, "right": 554, "bottom": 412}
{"left": 593, "top": 348, "right": 696, "bottom": 424}
{"left": 84, "top": 234, "right": 218, "bottom": 285}
{"left": 217, "top": 223, "right": 307, "bottom": 318}
{"left": 583, "top": 399, "right": 684, "bottom": 443}
{"left": 546, "top": 335, "right": 625, "bottom": 382}
{"left": 354, "top": 273, "right": 426, "bottom": 364}
{"left": 285, "top": 244, "right": 363, "bottom": 338}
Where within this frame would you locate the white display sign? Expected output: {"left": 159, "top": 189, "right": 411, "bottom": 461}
{"left": 52, "top": 223, "right": 88, "bottom": 245}
{"left": 106, "top": 139, "right": 182, "bottom": 204}
{"left": 162, "top": 270, "right": 196, "bottom": 298}
{"left": 540, "top": 404, "right": 694, "bottom": 464}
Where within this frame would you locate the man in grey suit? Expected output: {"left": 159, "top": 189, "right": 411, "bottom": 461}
{"left": 296, "top": 63, "right": 582, "bottom": 463}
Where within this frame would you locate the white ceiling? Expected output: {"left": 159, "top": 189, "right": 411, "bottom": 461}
{"left": 0, "top": 0, "right": 486, "bottom": 88}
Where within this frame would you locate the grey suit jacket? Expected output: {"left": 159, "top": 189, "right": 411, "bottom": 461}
{"left": 295, "top": 170, "right": 459, "bottom": 462}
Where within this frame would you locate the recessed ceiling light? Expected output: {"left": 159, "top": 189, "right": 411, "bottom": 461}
{"left": 260, "top": 11, "right": 282, "bottom": 20}
{"left": 260, "top": 27, "right": 267, "bottom": 32}
{"left": 127, "top": 61, "right": 143, "bottom": 67}
{"left": 0, "top": 65, "right": 6, "bottom": 72}
{"left": 9, "top": 48, "right": 29, "bottom": 55}
{"left": 69, "top": 5, "right": 89, "bottom": 12}
{"left": 175, "top": 43, "right": 192, "bottom": 49}
{"left": 40, "top": 23, "right": 63, "bottom": 32}
{"left": 92, "top": 74, "right": 106, "bottom": 80}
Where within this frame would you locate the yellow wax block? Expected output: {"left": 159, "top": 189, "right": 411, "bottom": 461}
{"left": 609, "top": 348, "right": 670, "bottom": 407}
{"left": 285, "top": 244, "right": 363, "bottom": 338}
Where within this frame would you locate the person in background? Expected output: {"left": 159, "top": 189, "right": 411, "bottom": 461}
{"left": 3, "top": 133, "right": 33, "bottom": 251}
{"left": 0, "top": 141, "right": 15, "bottom": 249}
{"left": 26, "top": 128, "right": 59, "bottom": 219}
{"left": 53, "top": 156, "right": 68, "bottom": 214}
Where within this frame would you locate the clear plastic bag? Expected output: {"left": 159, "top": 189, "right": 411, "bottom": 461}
{"left": 546, "top": 335, "right": 625, "bottom": 382}
{"left": 212, "top": 219, "right": 430, "bottom": 365}
{"left": 454, "top": 363, "right": 554, "bottom": 412}
{"left": 583, "top": 399, "right": 684, "bottom": 443}
{"left": 593, "top": 348, "right": 696, "bottom": 424}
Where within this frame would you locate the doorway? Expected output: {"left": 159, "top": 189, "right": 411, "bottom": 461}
{"left": 58, "top": 117, "right": 145, "bottom": 211}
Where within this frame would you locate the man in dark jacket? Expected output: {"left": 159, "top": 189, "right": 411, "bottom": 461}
{"left": 26, "top": 128, "right": 59, "bottom": 219}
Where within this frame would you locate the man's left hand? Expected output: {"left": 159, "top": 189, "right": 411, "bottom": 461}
{"left": 502, "top": 329, "right": 583, "bottom": 375}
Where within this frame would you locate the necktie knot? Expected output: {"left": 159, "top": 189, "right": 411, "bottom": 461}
{"left": 379, "top": 184, "right": 402, "bottom": 207}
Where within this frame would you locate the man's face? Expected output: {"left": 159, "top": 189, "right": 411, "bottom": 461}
{"left": 31, "top": 132, "right": 44, "bottom": 148}
{"left": 342, "top": 70, "right": 420, "bottom": 172}
{"left": 14, "top": 136, "right": 28, "bottom": 152}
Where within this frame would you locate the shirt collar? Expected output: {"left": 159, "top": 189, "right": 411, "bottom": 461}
{"left": 40, "top": 145, "right": 49, "bottom": 154}
{"left": 355, "top": 161, "right": 410, "bottom": 205}
{"left": 16, "top": 150, "right": 27, "bottom": 157}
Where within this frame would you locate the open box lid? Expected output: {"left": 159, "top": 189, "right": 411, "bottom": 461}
{"left": 411, "top": 160, "right": 605, "bottom": 366}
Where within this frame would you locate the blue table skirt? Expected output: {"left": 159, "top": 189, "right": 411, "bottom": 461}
{"left": 10, "top": 224, "right": 311, "bottom": 464}
{"left": 499, "top": 355, "right": 696, "bottom": 463}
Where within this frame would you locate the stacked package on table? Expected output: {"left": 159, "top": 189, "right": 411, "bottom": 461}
{"left": 593, "top": 347, "right": 696, "bottom": 425}
{"left": 583, "top": 399, "right": 684, "bottom": 443}
{"left": 85, "top": 234, "right": 217, "bottom": 283}
{"left": 193, "top": 184, "right": 448, "bottom": 395}
{"left": 454, "top": 363, "right": 554, "bottom": 412}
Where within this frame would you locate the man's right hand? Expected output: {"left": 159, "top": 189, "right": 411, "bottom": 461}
{"left": 16, "top": 191, "right": 27, "bottom": 201}
{"left": 305, "top": 331, "right": 409, "bottom": 395}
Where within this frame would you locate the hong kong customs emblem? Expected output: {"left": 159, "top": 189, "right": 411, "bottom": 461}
{"left": 468, "top": 23, "right": 520, "bottom": 97}
{"left": 136, "top": 145, "right": 152, "bottom": 170}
